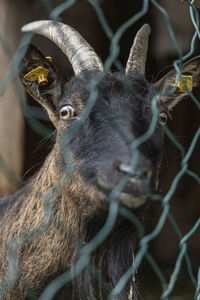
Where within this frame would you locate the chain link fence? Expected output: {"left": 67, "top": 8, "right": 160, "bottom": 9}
{"left": 0, "top": 0, "right": 200, "bottom": 299}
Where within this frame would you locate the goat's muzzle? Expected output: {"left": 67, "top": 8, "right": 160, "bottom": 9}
{"left": 116, "top": 163, "right": 151, "bottom": 209}
{"left": 97, "top": 159, "right": 152, "bottom": 210}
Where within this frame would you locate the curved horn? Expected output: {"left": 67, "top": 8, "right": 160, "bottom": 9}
{"left": 126, "top": 24, "right": 151, "bottom": 75}
{"left": 22, "top": 20, "right": 103, "bottom": 75}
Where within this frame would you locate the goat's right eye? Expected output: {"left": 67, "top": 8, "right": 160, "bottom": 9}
{"left": 60, "top": 105, "right": 75, "bottom": 120}
{"left": 159, "top": 112, "right": 168, "bottom": 125}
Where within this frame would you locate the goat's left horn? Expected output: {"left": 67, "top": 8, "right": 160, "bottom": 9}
{"left": 22, "top": 20, "right": 103, "bottom": 75}
{"left": 125, "top": 24, "right": 151, "bottom": 75}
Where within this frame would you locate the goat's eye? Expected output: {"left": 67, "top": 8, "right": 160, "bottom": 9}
{"left": 60, "top": 105, "right": 75, "bottom": 120}
{"left": 159, "top": 112, "right": 168, "bottom": 125}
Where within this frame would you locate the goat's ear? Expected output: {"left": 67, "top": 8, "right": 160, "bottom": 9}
{"left": 20, "top": 44, "right": 63, "bottom": 127}
{"left": 155, "top": 56, "right": 200, "bottom": 111}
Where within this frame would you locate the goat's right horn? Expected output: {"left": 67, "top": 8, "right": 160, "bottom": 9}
{"left": 125, "top": 24, "right": 151, "bottom": 75}
{"left": 22, "top": 20, "right": 104, "bottom": 76}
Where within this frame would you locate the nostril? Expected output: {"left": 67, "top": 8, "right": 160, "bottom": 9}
{"left": 117, "top": 163, "right": 134, "bottom": 176}
{"left": 117, "top": 163, "right": 151, "bottom": 181}
{"left": 135, "top": 169, "right": 152, "bottom": 181}
{"left": 118, "top": 163, "right": 131, "bottom": 173}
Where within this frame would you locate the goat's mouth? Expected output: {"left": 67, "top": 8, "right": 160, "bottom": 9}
{"left": 117, "top": 176, "right": 150, "bottom": 209}
{"left": 99, "top": 178, "right": 150, "bottom": 210}
{"left": 95, "top": 169, "right": 152, "bottom": 210}
{"left": 117, "top": 192, "right": 148, "bottom": 209}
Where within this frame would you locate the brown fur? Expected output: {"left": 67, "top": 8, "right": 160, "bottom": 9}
{"left": 0, "top": 137, "right": 110, "bottom": 299}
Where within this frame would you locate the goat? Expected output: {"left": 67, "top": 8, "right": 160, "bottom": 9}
{"left": 0, "top": 20, "right": 200, "bottom": 300}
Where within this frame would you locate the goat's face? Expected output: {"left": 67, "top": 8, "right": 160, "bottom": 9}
{"left": 20, "top": 21, "right": 200, "bottom": 212}
{"left": 56, "top": 71, "right": 163, "bottom": 209}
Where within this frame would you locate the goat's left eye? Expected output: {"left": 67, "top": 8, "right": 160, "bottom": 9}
{"left": 159, "top": 112, "right": 168, "bottom": 125}
{"left": 60, "top": 105, "right": 75, "bottom": 120}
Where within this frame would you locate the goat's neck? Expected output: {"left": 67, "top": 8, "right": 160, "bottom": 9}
{"left": 0, "top": 145, "right": 83, "bottom": 298}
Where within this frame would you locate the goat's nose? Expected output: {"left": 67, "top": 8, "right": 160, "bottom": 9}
{"left": 117, "top": 163, "right": 152, "bottom": 181}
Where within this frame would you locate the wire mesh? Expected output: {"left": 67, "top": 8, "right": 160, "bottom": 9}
{"left": 0, "top": 0, "right": 200, "bottom": 299}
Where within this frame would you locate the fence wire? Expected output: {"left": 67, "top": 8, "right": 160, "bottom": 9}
{"left": 0, "top": 0, "right": 200, "bottom": 299}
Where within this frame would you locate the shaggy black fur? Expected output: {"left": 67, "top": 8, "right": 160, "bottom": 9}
{"left": 72, "top": 215, "right": 139, "bottom": 300}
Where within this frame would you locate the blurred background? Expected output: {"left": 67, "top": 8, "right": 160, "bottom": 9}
{"left": 0, "top": 0, "right": 200, "bottom": 299}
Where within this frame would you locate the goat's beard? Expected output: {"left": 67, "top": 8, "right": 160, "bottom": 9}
{"left": 70, "top": 214, "right": 139, "bottom": 300}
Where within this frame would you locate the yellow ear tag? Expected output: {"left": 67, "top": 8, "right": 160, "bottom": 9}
{"left": 45, "top": 56, "right": 52, "bottom": 62}
{"left": 172, "top": 75, "right": 193, "bottom": 93}
{"left": 24, "top": 66, "right": 49, "bottom": 87}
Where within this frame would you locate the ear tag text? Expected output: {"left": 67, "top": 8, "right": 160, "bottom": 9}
{"left": 172, "top": 75, "right": 193, "bottom": 93}
{"left": 24, "top": 66, "right": 49, "bottom": 87}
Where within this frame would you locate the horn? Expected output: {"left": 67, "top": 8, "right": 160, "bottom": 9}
{"left": 125, "top": 24, "right": 151, "bottom": 75}
{"left": 22, "top": 20, "right": 103, "bottom": 75}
